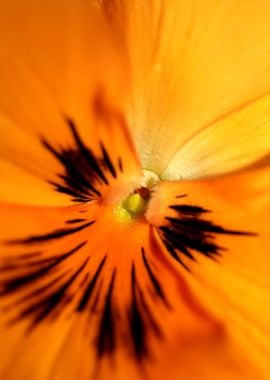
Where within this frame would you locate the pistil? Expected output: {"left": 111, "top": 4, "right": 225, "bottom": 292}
{"left": 121, "top": 170, "right": 160, "bottom": 218}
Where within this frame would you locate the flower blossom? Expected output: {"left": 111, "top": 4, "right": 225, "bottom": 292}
{"left": 0, "top": 1, "right": 270, "bottom": 379}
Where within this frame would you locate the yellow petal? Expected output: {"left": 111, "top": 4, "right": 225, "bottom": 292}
{"left": 104, "top": 0, "right": 270, "bottom": 175}
{"left": 147, "top": 164, "right": 270, "bottom": 378}
{"left": 163, "top": 92, "right": 270, "bottom": 179}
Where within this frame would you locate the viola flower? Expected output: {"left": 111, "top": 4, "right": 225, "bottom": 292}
{"left": 1, "top": 0, "right": 270, "bottom": 379}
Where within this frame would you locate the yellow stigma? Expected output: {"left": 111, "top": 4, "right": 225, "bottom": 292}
{"left": 114, "top": 170, "right": 160, "bottom": 221}
{"left": 122, "top": 193, "right": 146, "bottom": 215}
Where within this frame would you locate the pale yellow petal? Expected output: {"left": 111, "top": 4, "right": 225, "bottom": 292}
{"left": 163, "top": 92, "right": 270, "bottom": 179}
{"left": 104, "top": 0, "right": 270, "bottom": 175}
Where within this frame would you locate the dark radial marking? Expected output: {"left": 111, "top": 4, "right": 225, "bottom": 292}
{"left": 128, "top": 263, "right": 164, "bottom": 360}
{"left": 77, "top": 256, "right": 107, "bottom": 312}
{"left": 0, "top": 252, "right": 42, "bottom": 271}
{"left": 129, "top": 264, "right": 147, "bottom": 359}
{"left": 0, "top": 241, "right": 171, "bottom": 363}
{"left": 79, "top": 272, "right": 90, "bottom": 289}
{"left": 2, "top": 251, "right": 42, "bottom": 260}
{"left": 66, "top": 118, "right": 109, "bottom": 186}
{"left": 118, "top": 157, "right": 123, "bottom": 173}
{"left": 159, "top": 199, "right": 255, "bottom": 270}
{"left": 65, "top": 219, "right": 86, "bottom": 224}
{"left": 6, "top": 221, "right": 95, "bottom": 245}
{"left": 17, "top": 258, "right": 90, "bottom": 329}
{"left": 15, "top": 270, "right": 71, "bottom": 305}
{"left": 161, "top": 238, "right": 191, "bottom": 271}
{"left": 141, "top": 247, "right": 170, "bottom": 308}
{"left": 91, "top": 280, "right": 103, "bottom": 313}
{"left": 43, "top": 139, "right": 101, "bottom": 201}
{"left": 100, "top": 142, "right": 116, "bottom": 178}
{"left": 136, "top": 285, "right": 163, "bottom": 339}
{"left": 175, "top": 194, "right": 188, "bottom": 199}
{"left": 0, "top": 256, "right": 61, "bottom": 272}
{"left": 42, "top": 117, "right": 124, "bottom": 202}
{"left": 170, "top": 204, "right": 209, "bottom": 214}
{"left": 96, "top": 270, "right": 116, "bottom": 357}
{"left": 0, "top": 241, "right": 87, "bottom": 295}
{"left": 48, "top": 180, "right": 94, "bottom": 202}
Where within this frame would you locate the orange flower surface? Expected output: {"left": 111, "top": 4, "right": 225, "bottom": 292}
{"left": 0, "top": 1, "right": 270, "bottom": 379}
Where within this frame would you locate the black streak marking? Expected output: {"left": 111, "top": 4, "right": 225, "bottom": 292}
{"left": 136, "top": 286, "right": 163, "bottom": 339}
{"left": 129, "top": 264, "right": 148, "bottom": 359}
{"left": 15, "top": 270, "right": 71, "bottom": 305}
{"left": 96, "top": 270, "right": 116, "bottom": 357}
{"left": 91, "top": 280, "right": 103, "bottom": 313}
{"left": 77, "top": 256, "right": 107, "bottom": 311}
{"left": 162, "top": 239, "right": 191, "bottom": 271}
{"left": 79, "top": 272, "right": 90, "bottom": 289}
{"left": 0, "top": 256, "right": 60, "bottom": 272}
{"left": 175, "top": 194, "right": 188, "bottom": 199}
{"left": 65, "top": 219, "right": 86, "bottom": 224}
{"left": 7, "top": 221, "right": 95, "bottom": 245}
{"left": 20, "top": 258, "right": 90, "bottom": 328}
{"left": 127, "top": 259, "right": 167, "bottom": 360}
{"left": 118, "top": 157, "right": 123, "bottom": 172}
{"left": 100, "top": 142, "right": 116, "bottom": 178}
{"left": 43, "top": 139, "right": 101, "bottom": 201}
{"left": 159, "top": 200, "right": 255, "bottom": 270}
{"left": 141, "top": 248, "right": 170, "bottom": 308}
{"left": 42, "top": 118, "right": 125, "bottom": 203}
{"left": 0, "top": 242, "right": 87, "bottom": 295}
{"left": 169, "top": 204, "right": 209, "bottom": 214}
{"left": 2, "top": 251, "right": 42, "bottom": 260}
{"left": 66, "top": 118, "right": 109, "bottom": 186}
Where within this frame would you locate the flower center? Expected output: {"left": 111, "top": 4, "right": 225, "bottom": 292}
{"left": 122, "top": 170, "right": 160, "bottom": 217}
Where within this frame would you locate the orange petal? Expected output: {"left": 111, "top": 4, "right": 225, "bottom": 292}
{"left": 0, "top": 0, "right": 126, "bottom": 136}
{"left": 0, "top": 0, "right": 137, "bottom": 205}
{"left": 147, "top": 164, "right": 270, "bottom": 377}
{"left": 0, "top": 200, "right": 256, "bottom": 380}
{"left": 103, "top": 0, "right": 270, "bottom": 175}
